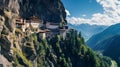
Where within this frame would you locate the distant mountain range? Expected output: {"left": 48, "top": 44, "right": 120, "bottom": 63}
{"left": 93, "top": 35, "right": 120, "bottom": 67}
{"left": 102, "top": 35, "right": 120, "bottom": 67}
{"left": 94, "top": 35, "right": 120, "bottom": 51}
{"left": 68, "top": 23, "right": 107, "bottom": 41}
{"left": 87, "top": 23, "right": 120, "bottom": 67}
{"left": 87, "top": 23, "right": 120, "bottom": 48}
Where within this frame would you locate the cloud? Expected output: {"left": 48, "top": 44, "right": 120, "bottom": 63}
{"left": 67, "top": 0, "right": 120, "bottom": 26}
{"left": 65, "top": 9, "right": 71, "bottom": 16}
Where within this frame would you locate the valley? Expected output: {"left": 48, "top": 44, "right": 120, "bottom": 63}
{"left": 0, "top": 0, "right": 119, "bottom": 67}
{"left": 86, "top": 23, "right": 120, "bottom": 67}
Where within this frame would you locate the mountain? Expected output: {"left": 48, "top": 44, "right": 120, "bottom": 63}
{"left": 94, "top": 35, "right": 120, "bottom": 51}
{"left": 87, "top": 23, "right": 120, "bottom": 48}
{"left": 93, "top": 35, "right": 120, "bottom": 67}
{"left": 68, "top": 23, "right": 107, "bottom": 41}
{"left": 0, "top": 0, "right": 113, "bottom": 67}
{"left": 103, "top": 35, "right": 120, "bottom": 67}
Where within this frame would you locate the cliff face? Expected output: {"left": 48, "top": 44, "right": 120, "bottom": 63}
{"left": 19, "top": 0, "right": 67, "bottom": 23}
{"left": 0, "top": 0, "right": 66, "bottom": 23}
{"left": 0, "top": 0, "right": 67, "bottom": 67}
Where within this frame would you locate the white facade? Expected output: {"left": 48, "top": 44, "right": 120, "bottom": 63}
{"left": 22, "top": 25, "right": 26, "bottom": 32}
{"left": 30, "top": 23, "right": 40, "bottom": 28}
{"left": 25, "top": 23, "right": 30, "bottom": 28}
{"left": 30, "top": 20, "right": 43, "bottom": 28}
{"left": 46, "top": 23, "right": 59, "bottom": 29}
{"left": 15, "top": 17, "right": 44, "bottom": 32}
{"left": 60, "top": 30, "right": 67, "bottom": 37}
{"left": 42, "top": 33, "right": 46, "bottom": 39}
{"left": 40, "top": 33, "right": 46, "bottom": 39}
{"left": 16, "top": 19, "right": 23, "bottom": 23}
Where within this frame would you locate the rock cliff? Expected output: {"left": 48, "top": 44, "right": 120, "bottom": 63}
{"left": 0, "top": 0, "right": 67, "bottom": 67}
{"left": 0, "top": 0, "right": 67, "bottom": 23}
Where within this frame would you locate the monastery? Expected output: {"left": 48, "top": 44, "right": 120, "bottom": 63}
{"left": 15, "top": 16, "right": 68, "bottom": 39}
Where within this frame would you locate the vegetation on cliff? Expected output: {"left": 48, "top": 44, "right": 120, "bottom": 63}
{"left": 0, "top": 27, "right": 112, "bottom": 67}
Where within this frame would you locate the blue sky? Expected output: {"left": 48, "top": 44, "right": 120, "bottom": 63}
{"left": 61, "top": 0, "right": 120, "bottom": 26}
{"left": 61, "top": 0, "right": 103, "bottom": 18}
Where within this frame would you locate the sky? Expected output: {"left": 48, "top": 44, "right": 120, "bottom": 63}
{"left": 62, "top": 0, "right": 120, "bottom": 26}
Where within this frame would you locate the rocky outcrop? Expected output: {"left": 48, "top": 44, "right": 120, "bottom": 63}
{"left": 0, "top": 0, "right": 67, "bottom": 67}
{"left": 0, "top": 55, "right": 12, "bottom": 67}
{"left": 0, "top": 0, "right": 67, "bottom": 23}
{"left": 19, "top": 0, "right": 66, "bottom": 23}
{"left": 0, "top": 16, "right": 4, "bottom": 34}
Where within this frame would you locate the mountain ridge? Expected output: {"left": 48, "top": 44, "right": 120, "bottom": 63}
{"left": 87, "top": 23, "right": 120, "bottom": 48}
{"left": 68, "top": 23, "right": 107, "bottom": 41}
{"left": 93, "top": 34, "right": 120, "bottom": 67}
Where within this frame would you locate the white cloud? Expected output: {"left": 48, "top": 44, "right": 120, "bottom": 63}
{"left": 65, "top": 9, "right": 71, "bottom": 16}
{"left": 67, "top": 0, "right": 120, "bottom": 26}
